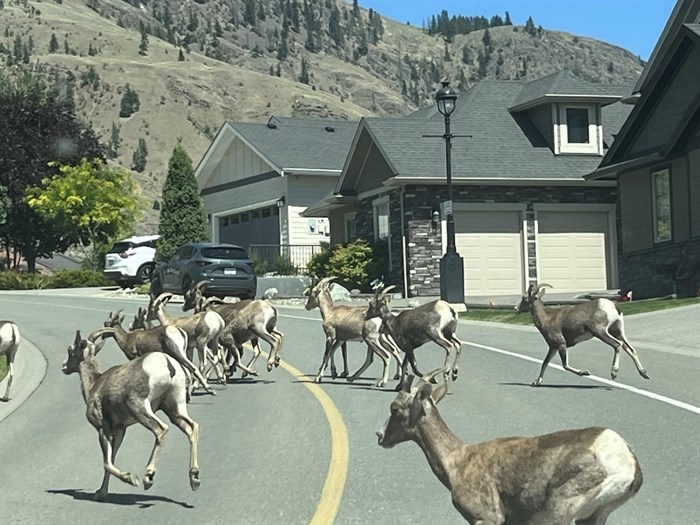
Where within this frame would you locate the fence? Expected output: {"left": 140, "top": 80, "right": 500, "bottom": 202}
{"left": 248, "top": 244, "right": 326, "bottom": 274}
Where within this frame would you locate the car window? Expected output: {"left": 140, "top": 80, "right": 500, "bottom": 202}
{"left": 109, "top": 242, "right": 134, "bottom": 253}
{"left": 201, "top": 247, "right": 249, "bottom": 260}
{"left": 178, "top": 246, "right": 196, "bottom": 260}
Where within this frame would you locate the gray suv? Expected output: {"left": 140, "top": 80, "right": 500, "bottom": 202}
{"left": 150, "top": 242, "right": 257, "bottom": 299}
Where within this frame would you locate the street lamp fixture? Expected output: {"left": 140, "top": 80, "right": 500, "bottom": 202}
{"left": 435, "top": 81, "right": 465, "bottom": 305}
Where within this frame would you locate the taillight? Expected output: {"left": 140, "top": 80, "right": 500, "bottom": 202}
{"left": 194, "top": 260, "right": 210, "bottom": 267}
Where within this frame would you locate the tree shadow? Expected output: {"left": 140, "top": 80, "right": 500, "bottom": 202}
{"left": 46, "top": 488, "right": 195, "bottom": 509}
{"left": 499, "top": 382, "right": 612, "bottom": 390}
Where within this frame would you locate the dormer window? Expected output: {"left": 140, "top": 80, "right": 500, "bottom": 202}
{"left": 554, "top": 104, "right": 602, "bottom": 155}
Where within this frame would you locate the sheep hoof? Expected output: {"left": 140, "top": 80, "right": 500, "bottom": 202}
{"left": 330, "top": 371, "right": 338, "bottom": 379}
{"left": 314, "top": 376, "right": 322, "bottom": 383}
{"left": 0, "top": 397, "right": 8, "bottom": 403}
{"left": 190, "top": 469, "right": 201, "bottom": 491}
{"left": 531, "top": 379, "right": 542, "bottom": 387}
{"left": 125, "top": 473, "right": 139, "bottom": 487}
{"left": 93, "top": 490, "right": 107, "bottom": 501}
{"left": 144, "top": 471, "right": 155, "bottom": 490}
{"left": 338, "top": 371, "right": 348, "bottom": 378}
{"left": 611, "top": 369, "right": 618, "bottom": 380}
{"left": 578, "top": 370, "right": 590, "bottom": 377}
{"left": 375, "top": 381, "right": 385, "bottom": 388}
{"left": 640, "top": 369, "right": 650, "bottom": 379}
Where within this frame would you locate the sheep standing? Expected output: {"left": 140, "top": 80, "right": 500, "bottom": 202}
{"left": 0, "top": 321, "right": 21, "bottom": 402}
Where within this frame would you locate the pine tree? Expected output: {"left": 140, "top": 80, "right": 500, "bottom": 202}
{"left": 88, "top": 43, "right": 97, "bottom": 56}
{"left": 131, "top": 137, "right": 148, "bottom": 172}
{"left": 277, "top": 36, "right": 288, "bottom": 60}
{"left": 156, "top": 143, "right": 210, "bottom": 261}
{"left": 461, "top": 44, "right": 471, "bottom": 64}
{"left": 524, "top": 16, "right": 536, "bottom": 36}
{"left": 107, "top": 122, "right": 121, "bottom": 159}
{"left": 178, "top": 48, "right": 185, "bottom": 61}
{"left": 49, "top": 33, "right": 59, "bottom": 53}
{"left": 299, "top": 57, "right": 310, "bottom": 84}
{"left": 139, "top": 29, "right": 149, "bottom": 55}
{"left": 505, "top": 11, "right": 512, "bottom": 25}
{"left": 119, "top": 84, "right": 140, "bottom": 118}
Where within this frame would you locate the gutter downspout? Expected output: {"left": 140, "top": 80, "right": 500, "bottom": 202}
{"left": 400, "top": 187, "right": 409, "bottom": 298}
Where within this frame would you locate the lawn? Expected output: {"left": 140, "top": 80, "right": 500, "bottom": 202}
{"left": 461, "top": 296, "right": 700, "bottom": 325}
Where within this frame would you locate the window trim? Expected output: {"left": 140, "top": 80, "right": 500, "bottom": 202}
{"left": 651, "top": 167, "right": 673, "bottom": 243}
{"left": 344, "top": 211, "right": 357, "bottom": 243}
{"left": 556, "top": 104, "right": 600, "bottom": 154}
{"left": 372, "top": 196, "right": 390, "bottom": 241}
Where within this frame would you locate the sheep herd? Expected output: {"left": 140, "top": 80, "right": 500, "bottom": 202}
{"left": 1, "top": 279, "right": 651, "bottom": 522}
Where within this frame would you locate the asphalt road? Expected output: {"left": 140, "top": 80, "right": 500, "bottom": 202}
{"left": 0, "top": 292, "right": 698, "bottom": 524}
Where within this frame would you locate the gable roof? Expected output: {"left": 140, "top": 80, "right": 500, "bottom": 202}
{"left": 335, "top": 76, "right": 632, "bottom": 194}
{"left": 589, "top": 17, "right": 700, "bottom": 179}
{"left": 229, "top": 116, "right": 358, "bottom": 171}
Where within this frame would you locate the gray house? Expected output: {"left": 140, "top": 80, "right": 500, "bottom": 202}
{"left": 194, "top": 116, "right": 358, "bottom": 268}
{"left": 304, "top": 72, "right": 635, "bottom": 298}
{"left": 587, "top": 0, "right": 700, "bottom": 299}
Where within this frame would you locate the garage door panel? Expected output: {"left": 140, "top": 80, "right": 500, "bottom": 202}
{"left": 454, "top": 210, "right": 524, "bottom": 296}
{"left": 537, "top": 211, "right": 610, "bottom": 292}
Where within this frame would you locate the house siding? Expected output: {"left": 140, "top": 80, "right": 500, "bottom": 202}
{"left": 356, "top": 145, "right": 394, "bottom": 194}
{"left": 630, "top": 44, "right": 700, "bottom": 155}
{"left": 689, "top": 148, "right": 700, "bottom": 238}
{"left": 354, "top": 184, "right": 616, "bottom": 297}
{"left": 286, "top": 175, "right": 339, "bottom": 245}
{"left": 201, "top": 176, "right": 286, "bottom": 217}
{"left": 208, "top": 137, "right": 275, "bottom": 186}
{"left": 527, "top": 104, "right": 554, "bottom": 149}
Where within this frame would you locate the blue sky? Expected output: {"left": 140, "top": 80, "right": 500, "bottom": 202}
{"left": 358, "top": 0, "right": 677, "bottom": 60}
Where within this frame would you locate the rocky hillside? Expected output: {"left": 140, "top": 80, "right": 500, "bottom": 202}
{"left": 0, "top": 0, "right": 645, "bottom": 232}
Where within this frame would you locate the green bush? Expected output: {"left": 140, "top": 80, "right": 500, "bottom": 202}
{"left": 0, "top": 269, "right": 111, "bottom": 290}
{"left": 306, "top": 239, "right": 386, "bottom": 291}
{"left": 271, "top": 256, "right": 297, "bottom": 275}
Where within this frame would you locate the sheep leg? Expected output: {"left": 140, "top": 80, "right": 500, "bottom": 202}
{"left": 449, "top": 334, "right": 464, "bottom": 381}
{"left": 255, "top": 330, "right": 279, "bottom": 372}
{"left": 337, "top": 342, "right": 349, "bottom": 378}
{"left": 135, "top": 399, "right": 169, "bottom": 491}
{"left": 532, "top": 346, "right": 559, "bottom": 386}
{"left": 315, "top": 338, "right": 342, "bottom": 383}
{"left": 269, "top": 329, "right": 284, "bottom": 367}
{"left": 558, "top": 346, "right": 590, "bottom": 378}
{"left": 0, "top": 347, "right": 16, "bottom": 401}
{"left": 428, "top": 329, "right": 455, "bottom": 381}
{"left": 242, "top": 339, "right": 263, "bottom": 377}
{"left": 95, "top": 428, "right": 138, "bottom": 501}
{"left": 165, "top": 409, "right": 201, "bottom": 491}
{"left": 94, "top": 426, "right": 126, "bottom": 501}
{"left": 608, "top": 322, "right": 649, "bottom": 379}
{"left": 394, "top": 353, "right": 412, "bottom": 391}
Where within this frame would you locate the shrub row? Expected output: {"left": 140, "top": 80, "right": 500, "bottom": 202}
{"left": 0, "top": 269, "right": 113, "bottom": 290}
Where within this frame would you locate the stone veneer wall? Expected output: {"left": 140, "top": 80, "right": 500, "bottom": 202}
{"left": 620, "top": 239, "right": 700, "bottom": 299}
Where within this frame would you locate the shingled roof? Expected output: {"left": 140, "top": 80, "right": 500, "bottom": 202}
{"left": 341, "top": 78, "right": 633, "bottom": 186}
{"left": 227, "top": 116, "right": 358, "bottom": 171}
{"left": 508, "top": 71, "right": 618, "bottom": 110}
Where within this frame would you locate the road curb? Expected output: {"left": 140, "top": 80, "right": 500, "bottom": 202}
{"left": 0, "top": 337, "right": 48, "bottom": 423}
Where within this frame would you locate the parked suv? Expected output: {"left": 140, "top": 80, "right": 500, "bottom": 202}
{"left": 104, "top": 234, "right": 160, "bottom": 286}
{"left": 150, "top": 242, "right": 257, "bottom": 300}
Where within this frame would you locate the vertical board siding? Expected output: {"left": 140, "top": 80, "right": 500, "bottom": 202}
{"left": 208, "top": 137, "right": 274, "bottom": 187}
{"left": 619, "top": 169, "right": 652, "bottom": 253}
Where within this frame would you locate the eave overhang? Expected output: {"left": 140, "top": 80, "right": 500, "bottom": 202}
{"left": 508, "top": 94, "right": 623, "bottom": 113}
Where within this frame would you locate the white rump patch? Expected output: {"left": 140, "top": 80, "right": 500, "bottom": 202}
{"left": 590, "top": 429, "right": 637, "bottom": 506}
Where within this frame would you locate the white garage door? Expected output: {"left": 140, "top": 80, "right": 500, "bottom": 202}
{"left": 537, "top": 210, "right": 610, "bottom": 292}
{"left": 454, "top": 210, "right": 524, "bottom": 296}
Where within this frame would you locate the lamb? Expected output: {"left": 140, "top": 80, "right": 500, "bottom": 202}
{"left": 366, "top": 286, "right": 463, "bottom": 390}
{"left": 0, "top": 321, "right": 20, "bottom": 402}
{"left": 377, "top": 370, "right": 643, "bottom": 524}
{"left": 63, "top": 329, "right": 201, "bottom": 501}
{"left": 516, "top": 283, "right": 650, "bottom": 386}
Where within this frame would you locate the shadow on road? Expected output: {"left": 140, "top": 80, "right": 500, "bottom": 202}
{"left": 46, "top": 488, "right": 195, "bottom": 509}
{"left": 499, "top": 382, "right": 612, "bottom": 390}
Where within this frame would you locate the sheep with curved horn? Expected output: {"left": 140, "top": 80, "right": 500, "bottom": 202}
{"left": 516, "top": 283, "right": 650, "bottom": 386}
{"left": 377, "top": 368, "right": 643, "bottom": 523}
{"left": 63, "top": 329, "right": 201, "bottom": 501}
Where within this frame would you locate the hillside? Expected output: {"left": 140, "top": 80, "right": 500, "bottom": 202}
{"left": 0, "top": 0, "right": 645, "bottom": 232}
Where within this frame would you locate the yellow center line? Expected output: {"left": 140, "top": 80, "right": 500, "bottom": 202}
{"left": 262, "top": 350, "right": 349, "bottom": 525}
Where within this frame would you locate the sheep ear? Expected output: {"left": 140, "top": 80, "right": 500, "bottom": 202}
{"left": 409, "top": 383, "right": 432, "bottom": 424}
{"left": 74, "top": 330, "right": 82, "bottom": 347}
{"left": 402, "top": 375, "right": 415, "bottom": 393}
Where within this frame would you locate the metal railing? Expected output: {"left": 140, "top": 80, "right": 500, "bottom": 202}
{"left": 248, "top": 244, "right": 326, "bottom": 274}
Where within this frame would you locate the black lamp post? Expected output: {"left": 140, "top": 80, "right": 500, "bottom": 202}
{"left": 435, "top": 81, "right": 465, "bottom": 304}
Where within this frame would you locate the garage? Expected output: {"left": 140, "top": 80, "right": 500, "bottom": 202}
{"left": 219, "top": 204, "right": 280, "bottom": 249}
{"left": 537, "top": 210, "right": 612, "bottom": 291}
{"left": 453, "top": 210, "right": 525, "bottom": 296}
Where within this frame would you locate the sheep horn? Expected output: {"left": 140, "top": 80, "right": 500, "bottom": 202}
{"left": 402, "top": 375, "right": 415, "bottom": 393}
{"left": 417, "top": 368, "right": 444, "bottom": 387}
{"left": 155, "top": 292, "right": 174, "bottom": 305}
{"left": 537, "top": 283, "right": 552, "bottom": 297}
{"left": 380, "top": 285, "right": 396, "bottom": 298}
{"left": 194, "top": 281, "right": 209, "bottom": 292}
{"left": 317, "top": 276, "right": 337, "bottom": 289}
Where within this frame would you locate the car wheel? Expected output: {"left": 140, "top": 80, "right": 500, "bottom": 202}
{"left": 136, "top": 263, "right": 154, "bottom": 284}
{"left": 150, "top": 275, "right": 163, "bottom": 298}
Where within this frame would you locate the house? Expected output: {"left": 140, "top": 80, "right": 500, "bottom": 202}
{"left": 303, "top": 72, "right": 636, "bottom": 298}
{"left": 194, "top": 116, "right": 358, "bottom": 269}
{"left": 587, "top": 0, "right": 700, "bottom": 299}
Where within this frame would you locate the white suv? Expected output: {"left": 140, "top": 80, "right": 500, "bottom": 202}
{"left": 104, "top": 234, "right": 160, "bottom": 286}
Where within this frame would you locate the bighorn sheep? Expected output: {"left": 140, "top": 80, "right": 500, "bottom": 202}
{"left": 0, "top": 321, "right": 20, "bottom": 402}
{"left": 182, "top": 282, "right": 284, "bottom": 374}
{"left": 366, "top": 287, "right": 463, "bottom": 390}
{"left": 63, "top": 330, "right": 201, "bottom": 501}
{"left": 516, "top": 283, "right": 650, "bottom": 386}
{"left": 147, "top": 293, "right": 227, "bottom": 388}
{"left": 97, "top": 310, "right": 216, "bottom": 397}
{"left": 304, "top": 277, "right": 403, "bottom": 386}
{"left": 377, "top": 370, "right": 643, "bottom": 524}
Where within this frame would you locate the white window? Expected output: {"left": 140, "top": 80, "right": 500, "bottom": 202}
{"left": 373, "top": 197, "right": 390, "bottom": 240}
{"left": 652, "top": 168, "right": 672, "bottom": 242}
{"left": 557, "top": 104, "right": 600, "bottom": 154}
